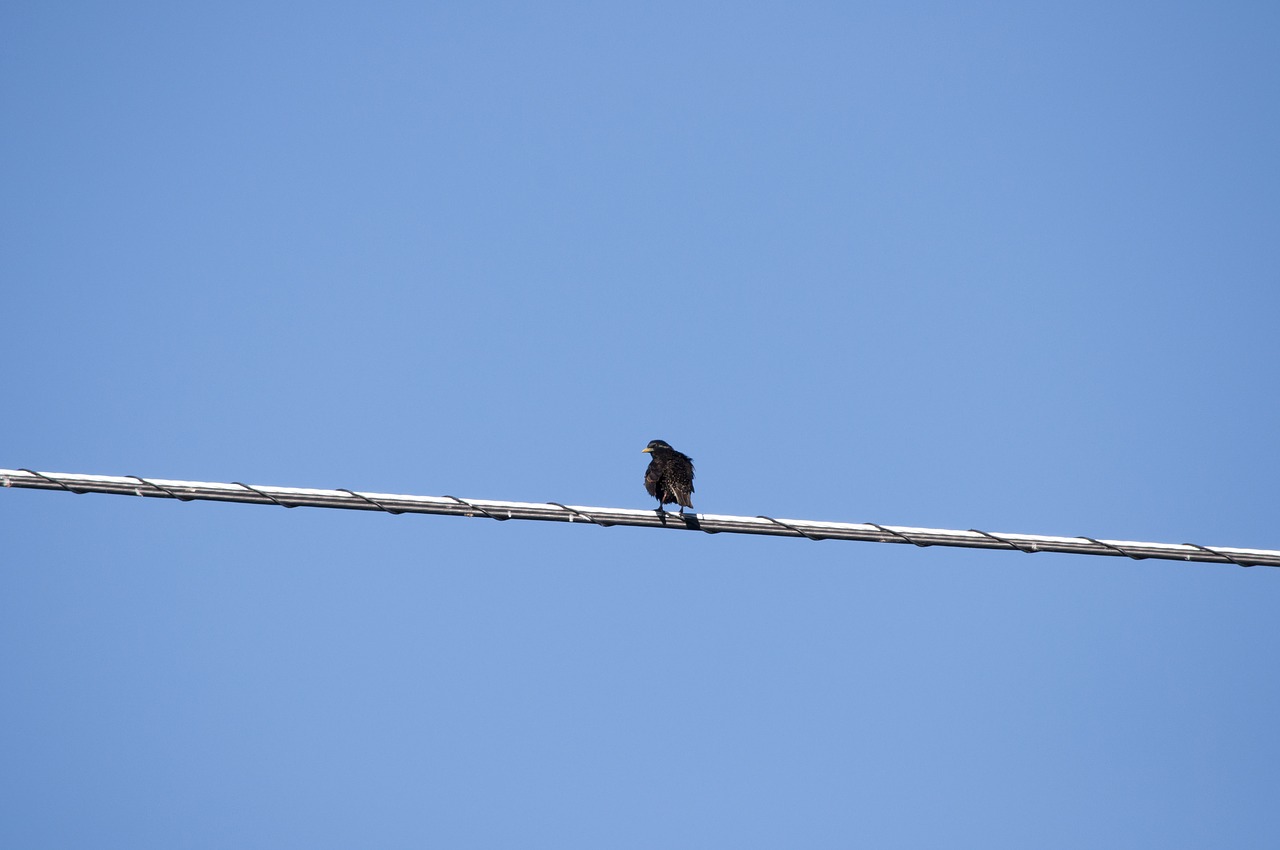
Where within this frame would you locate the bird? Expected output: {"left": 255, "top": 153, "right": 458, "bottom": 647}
{"left": 641, "top": 439, "right": 695, "bottom": 514}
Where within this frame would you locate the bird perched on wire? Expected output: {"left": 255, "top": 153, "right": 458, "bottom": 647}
{"left": 641, "top": 439, "right": 695, "bottom": 514}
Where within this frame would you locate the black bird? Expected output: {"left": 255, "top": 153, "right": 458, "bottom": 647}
{"left": 642, "top": 439, "right": 695, "bottom": 514}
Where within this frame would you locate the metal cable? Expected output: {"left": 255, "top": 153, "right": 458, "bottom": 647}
{"left": 4, "top": 468, "right": 1276, "bottom": 568}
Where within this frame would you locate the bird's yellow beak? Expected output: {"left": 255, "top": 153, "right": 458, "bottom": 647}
{"left": 641, "top": 447, "right": 653, "bottom": 453}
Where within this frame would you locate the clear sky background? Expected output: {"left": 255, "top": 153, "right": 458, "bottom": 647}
{"left": 3, "top": 2, "right": 1278, "bottom": 847}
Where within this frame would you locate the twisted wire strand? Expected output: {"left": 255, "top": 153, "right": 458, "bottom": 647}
{"left": 968, "top": 528, "right": 1038, "bottom": 553}
{"left": 756, "top": 515, "right": 826, "bottom": 541}
{"left": 1181, "top": 542, "right": 1250, "bottom": 568}
{"left": 444, "top": 495, "right": 510, "bottom": 521}
{"left": 1078, "top": 536, "right": 1147, "bottom": 561}
{"left": 865, "top": 522, "right": 932, "bottom": 548}
{"left": 336, "top": 488, "right": 405, "bottom": 515}
{"left": 546, "top": 502, "right": 614, "bottom": 528}
{"left": 232, "top": 481, "right": 298, "bottom": 508}
{"left": 19, "top": 468, "right": 88, "bottom": 494}
{"left": 129, "top": 475, "right": 196, "bottom": 502}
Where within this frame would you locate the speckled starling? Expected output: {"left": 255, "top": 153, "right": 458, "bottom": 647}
{"left": 641, "top": 439, "right": 695, "bottom": 513}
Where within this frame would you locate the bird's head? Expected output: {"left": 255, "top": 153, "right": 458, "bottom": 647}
{"left": 642, "top": 439, "right": 673, "bottom": 454}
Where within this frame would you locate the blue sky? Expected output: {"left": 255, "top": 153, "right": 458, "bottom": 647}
{"left": 3, "top": 2, "right": 1278, "bottom": 846}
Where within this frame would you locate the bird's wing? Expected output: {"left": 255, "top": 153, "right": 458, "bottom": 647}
{"left": 644, "top": 463, "right": 661, "bottom": 497}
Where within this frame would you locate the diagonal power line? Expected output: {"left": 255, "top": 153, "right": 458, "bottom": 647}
{"left": 3, "top": 468, "right": 1276, "bottom": 568}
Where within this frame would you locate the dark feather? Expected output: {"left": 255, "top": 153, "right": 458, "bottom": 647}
{"left": 642, "top": 439, "right": 695, "bottom": 512}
